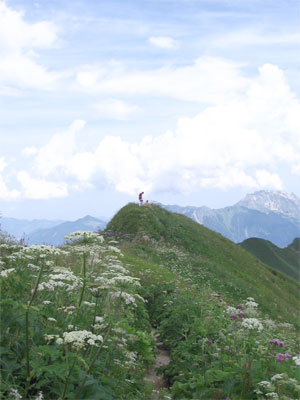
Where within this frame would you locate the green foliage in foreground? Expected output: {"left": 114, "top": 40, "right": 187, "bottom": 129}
{"left": 0, "top": 234, "right": 156, "bottom": 399}
{"left": 1, "top": 203, "right": 300, "bottom": 399}
{"left": 239, "top": 237, "right": 300, "bottom": 280}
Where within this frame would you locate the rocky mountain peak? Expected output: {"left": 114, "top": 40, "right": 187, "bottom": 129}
{"left": 235, "top": 190, "right": 300, "bottom": 220}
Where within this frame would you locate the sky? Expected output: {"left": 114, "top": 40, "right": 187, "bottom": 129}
{"left": 0, "top": 0, "right": 299, "bottom": 221}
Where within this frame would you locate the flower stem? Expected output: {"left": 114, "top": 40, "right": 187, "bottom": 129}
{"left": 24, "top": 262, "right": 44, "bottom": 398}
{"left": 78, "top": 252, "right": 87, "bottom": 308}
{"left": 74, "top": 326, "right": 111, "bottom": 400}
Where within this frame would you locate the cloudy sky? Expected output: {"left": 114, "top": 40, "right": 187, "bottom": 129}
{"left": 0, "top": 0, "right": 299, "bottom": 221}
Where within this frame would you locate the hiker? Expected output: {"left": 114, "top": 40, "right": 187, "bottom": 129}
{"left": 145, "top": 200, "right": 149, "bottom": 207}
{"left": 138, "top": 192, "right": 144, "bottom": 206}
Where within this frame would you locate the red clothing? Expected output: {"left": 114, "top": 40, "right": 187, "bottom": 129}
{"left": 139, "top": 192, "right": 144, "bottom": 201}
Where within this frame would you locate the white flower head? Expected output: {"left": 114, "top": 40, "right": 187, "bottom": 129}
{"left": 241, "top": 318, "right": 263, "bottom": 332}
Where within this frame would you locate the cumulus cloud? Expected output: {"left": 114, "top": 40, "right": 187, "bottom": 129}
{"left": 95, "top": 98, "right": 139, "bottom": 120}
{"left": 21, "top": 146, "right": 39, "bottom": 157}
{"left": 148, "top": 36, "right": 179, "bottom": 49}
{"left": 75, "top": 56, "right": 247, "bottom": 103}
{"left": 0, "top": 1, "right": 60, "bottom": 92}
{"left": 17, "top": 63, "right": 300, "bottom": 197}
{"left": 17, "top": 171, "right": 68, "bottom": 199}
{"left": 0, "top": 157, "right": 20, "bottom": 200}
{"left": 33, "top": 119, "right": 86, "bottom": 177}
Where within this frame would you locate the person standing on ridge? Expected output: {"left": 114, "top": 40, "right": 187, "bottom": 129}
{"left": 139, "top": 192, "right": 144, "bottom": 206}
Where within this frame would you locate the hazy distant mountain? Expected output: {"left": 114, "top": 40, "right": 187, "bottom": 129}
{"left": 0, "top": 217, "right": 63, "bottom": 238}
{"left": 162, "top": 190, "right": 300, "bottom": 248}
{"left": 239, "top": 237, "right": 300, "bottom": 280}
{"left": 26, "top": 215, "right": 107, "bottom": 246}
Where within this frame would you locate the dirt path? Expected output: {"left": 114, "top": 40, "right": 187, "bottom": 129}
{"left": 145, "top": 330, "right": 171, "bottom": 399}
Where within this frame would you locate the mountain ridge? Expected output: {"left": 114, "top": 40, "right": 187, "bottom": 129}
{"left": 26, "top": 215, "right": 107, "bottom": 246}
{"left": 162, "top": 190, "right": 300, "bottom": 247}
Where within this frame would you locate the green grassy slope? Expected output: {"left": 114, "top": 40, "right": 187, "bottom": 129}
{"left": 239, "top": 237, "right": 300, "bottom": 280}
{"left": 106, "top": 203, "right": 299, "bottom": 324}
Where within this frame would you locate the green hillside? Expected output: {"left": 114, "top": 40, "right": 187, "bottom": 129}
{"left": 107, "top": 203, "right": 299, "bottom": 324}
{"left": 1, "top": 204, "right": 299, "bottom": 399}
{"left": 239, "top": 237, "right": 300, "bottom": 280}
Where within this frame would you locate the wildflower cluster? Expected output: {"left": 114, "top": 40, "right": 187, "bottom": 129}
{"left": 65, "top": 231, "right": 104, "bottom": 244}
{"left": 268, "top": 339, "right": 284, "bottom": 347}
{"left": 37, "top": 266, "right": 82, "bottom": 292}
{"left": 56, "top": 330, "right": 103, "bottom": 349}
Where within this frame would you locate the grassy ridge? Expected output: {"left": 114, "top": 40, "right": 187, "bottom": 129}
{"left": 107, "top": 203, "right": 299, "bottom": 324}
{"left": 239, "top": 237, "right": 300, "bottom": 280}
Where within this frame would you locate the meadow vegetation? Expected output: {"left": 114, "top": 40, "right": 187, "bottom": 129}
{"left": 1, "top": 204, "right": 299, "bottom": 399}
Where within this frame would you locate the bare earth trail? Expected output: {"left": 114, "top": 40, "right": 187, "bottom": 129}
{"left": 145, "top": 330, "right": 171, "bottom": 399}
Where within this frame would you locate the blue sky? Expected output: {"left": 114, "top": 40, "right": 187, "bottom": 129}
{"left": 0, "top": 0, "right": 299, "bottom": 220}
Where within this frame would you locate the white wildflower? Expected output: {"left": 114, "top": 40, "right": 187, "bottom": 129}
{"left": 225, "top": 306, "right": 239, "bottom": 314}
{"left": 258, "top": 381, "right": 272, "bottom": 388}
{"left": 47, "top": 317, "right": 57, "bottom": 322}
{"left": 292, "top": 355, "right": 300, "bottom": 366}
{"left": 9, "top": 388, "right": 22, "bottom": 399}
{"left": 0, "top": 268, "right": 15, "bottom": 277}
{"left": 108, "top": 245, "right": 121, "bottom": 254}
{"left": 110, "top": 291, "right": 137, "bottom": 306}
{"left": 83, "top": 301, "right": 95, "bottom": 307}
{"left": 57, "top": 330, "right": 103, "bottom": 349}
{"left": 34, "top": 392, "right": 43, "bottom": 400}
{"left": 44, "top": 334, "right": 59, "bottom": 343}
{"left": 271, "top": 374, "right": 286, "bottom": 381}
{"left": 265, "top": 393, "right": 279, "bottom": 399}
{"left": 43, "top": 301, "right": 52, "bottom": 305}
{"left": 95, "top": 316, "right": 104, "bottom": 323}
{"left": 27, "top": 263, "right": 40, "bottom": 271}
{"left": 241, "top": 318, "right": 263, "bottom": 332}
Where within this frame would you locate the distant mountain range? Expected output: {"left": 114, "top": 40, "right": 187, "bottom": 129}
{"left": 0, "top": 217, "right": 64, "bottom": 238}
{"left": 162, "top": 190, "right": 300, "bottom": 248}
{"left": 239, "top": 237, "right": 299, "bottom": 280}
{"left": 1, "top": 215, "right": 107, "bottom": 247}
{"left": 1, "top": 190, "right": 299, "bottom": 248}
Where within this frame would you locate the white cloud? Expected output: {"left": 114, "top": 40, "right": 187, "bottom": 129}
{"left": 19, "top": 63, "right": 300, "bottom": 197}
{"left": 75, "top": 57, "right": 247, "bottom": 103}
{"left": 0, "top": 174, "right": 20, "bottom": 200}
{"left": 0, "top": 1, "right": 60, "bottom": 92}
{"left": 17, "top": 171, "right": 68, "bottom": 199}
{"left": 0, "top": 157, "right": 20, "bottom": 200}
{"left": 22, "top": 146, "right": 39, "bottom": 157}
{"left": 255, "top": 170, "right": 283, "bottom": 190}
{"left": 33, "top": 119, "right": 86, "bottom": 177}
{"left": 148, "top": 36, "right": 179, "bottom": 49}
{"left": 95, "top": 99, "right": 139, "bottom": 120}
{"left": 211, "top": 28, "right": 300, "bottom": 48}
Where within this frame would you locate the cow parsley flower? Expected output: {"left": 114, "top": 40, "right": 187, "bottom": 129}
{"left": 9, "top": 388, "right": 22, "bottom": 399}
{"left": 271, "top": 374, "right": 286, "bottom": 381}
{"left": 293, "top": 355, "right": 300, "bottom": 366}
{"left": 0, "top": 268, "right": 16, "bottom": 277}
{"left": 265, "top": 393, "right": 279, "bottom": 399}
{"left": 56, "top": 330, "right": 103, "bottom": 349}
{"left": 241, "top": 318, "right": 263, "bottom": 332}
